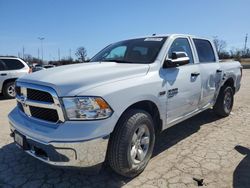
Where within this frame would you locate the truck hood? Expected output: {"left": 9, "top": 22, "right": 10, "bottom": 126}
{"left": 18, "top": 62, "right": 150, "bottom": 96}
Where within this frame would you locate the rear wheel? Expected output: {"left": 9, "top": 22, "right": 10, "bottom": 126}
{"left": 108, "top": 109, "right": 155, "bottom": 177}
{"left": 213, "top": 86, "right": 234, "bottom": 117}
{"left": 3, "top": 81, "right": 16, "bottom": 99}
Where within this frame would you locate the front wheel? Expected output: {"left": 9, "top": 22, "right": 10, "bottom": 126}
{"left": 213, "top": 86, "right": 234, "bottom": 117}
{"left": 107, "top": 109, "right": 155, "bottom": 177}
{"left": 3, "top": 81, "right": 16, "bottom": 99}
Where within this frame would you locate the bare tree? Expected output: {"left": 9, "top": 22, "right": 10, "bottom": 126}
{"left": 23, "top": 54, "right": 43, "bottom": 66}
{"left": 75, "top": 47, "right": 87, "bottom": 62}
{"left": 213, "top": 36, "right": 227, "bottom": 58}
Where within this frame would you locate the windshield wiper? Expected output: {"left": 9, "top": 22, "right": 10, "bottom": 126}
{"left": 100, "top": 59, "right": 134, "bottom": 64}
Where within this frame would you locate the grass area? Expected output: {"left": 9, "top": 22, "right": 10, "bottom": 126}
{"left": 240, "top": 58, "right": 250, "bottom": 64}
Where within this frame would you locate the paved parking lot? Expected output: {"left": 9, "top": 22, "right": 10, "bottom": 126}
{"left": 0, "top": 70, "right": 250, "bottom": 188}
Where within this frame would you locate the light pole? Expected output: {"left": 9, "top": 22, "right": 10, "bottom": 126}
{"left": 38, "top": 37, "right": 45, "bottom": 62}
{"left": 244, "top": 34, "right": 248, "bottom": 55}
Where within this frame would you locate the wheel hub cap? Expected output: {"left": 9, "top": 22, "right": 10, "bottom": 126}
{"left": 224, "top": 91, "right": 232, "bottom": 112}
{"left": 130, "top": 124, "right": 150, "bottom": 164}
{"left": 7, "top": 85, "right": 15, "bottom": 97}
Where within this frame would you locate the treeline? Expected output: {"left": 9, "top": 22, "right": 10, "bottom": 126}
{"left": 217, "top": 48, "right": 250, "bottom": 60}
{"left": 48, "top": 47, "right": 89, "bottom": 66}
{"left": 213, "top": 37, "right": 250, "bottom": 60}
{"left": 1, "top": 46, "right": 89, "bottom": 66}
{"left": 1, "top": 39, "right": 250, "bottom": 66}
{"left": 48, "top": 58, "right": 84, "bottom": 66}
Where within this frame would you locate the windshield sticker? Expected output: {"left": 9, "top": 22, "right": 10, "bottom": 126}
{"left": 144, "top": 38, "right": 163, "bottom": 42}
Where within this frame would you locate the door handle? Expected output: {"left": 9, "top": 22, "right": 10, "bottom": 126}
{"left": 216, "top": 69, "right": 222, "bottom": 73}
{"left": 191, "top": 72, "right": 200, "bottom": 77}
{"left": 0, "top": 73, "right": 7, "bottom": 76}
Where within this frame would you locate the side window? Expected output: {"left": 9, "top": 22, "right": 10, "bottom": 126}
{"left": 168, "top": 38, "right": 194, "bottom": 64}
{"left": 106, "top": 46, "right": 127, "bottom": 59}
{"left": 0, "top": 61, "right": 6, "bottom": 71}
{"left": 1, "top": 59, "right": 25, "bottom": 70}
{"left": 193, "top": 39, "right": 216, "bottom": 63}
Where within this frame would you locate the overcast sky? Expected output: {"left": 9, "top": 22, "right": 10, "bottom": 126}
{"left": 0, "top": 0, "right": 249, "bottom": 60}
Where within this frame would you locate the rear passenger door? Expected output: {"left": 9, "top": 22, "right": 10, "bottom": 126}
{"left": 192, "top": 39, "right": 221, "bottom": 108}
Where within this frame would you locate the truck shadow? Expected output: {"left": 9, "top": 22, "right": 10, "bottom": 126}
{"left": 152, "top": 109, "right": 220, "bottom": 157}
{"left": 0, "top": 94, "right": 14, "bottom": 101}
{"left": 233, "top": 145, "right": 250, "bottom": 188}
{"left": 0, "top": 94, "right": 5, "bottom": 100}
{"left": 0, "top": 109, "right": 223, "bottom": 187}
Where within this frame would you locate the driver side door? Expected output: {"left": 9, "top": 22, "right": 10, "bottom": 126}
{"left": 161, "top": 37, "right": 202, "bottom": 125}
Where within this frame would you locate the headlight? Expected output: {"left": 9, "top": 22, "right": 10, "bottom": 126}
{"left": 62, "top": 97, "right": 113, "bottom": 120}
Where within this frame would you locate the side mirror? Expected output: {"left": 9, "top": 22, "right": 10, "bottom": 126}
{"left": 163, "top": 52, "right": 190, "bottom": 68}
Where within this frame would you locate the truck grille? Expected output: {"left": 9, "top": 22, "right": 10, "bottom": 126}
{"left": 30, "top": 106, "right": 59, "bottom": 122}
{"left": 15, "top": 82, "right": 65, "bottom": 123}
{"left": 27, "top": 88, "right": 54, "bottom": 103}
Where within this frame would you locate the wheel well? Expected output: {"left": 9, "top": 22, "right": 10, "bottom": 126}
{"left": 223, "top": 78, "right": 235, "bottom": 94}
{"left": 122, "top": 100, "right": 163, "bottom": 134}
{"left": 3, "top": 78, "right": 17, "bottom": 86}
{"left": 2, "top": 78, "right": 17, "bottom": 90}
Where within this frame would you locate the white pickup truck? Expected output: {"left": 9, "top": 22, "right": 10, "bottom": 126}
{"left": 9, "top": 34, "right": 242, "bottom": 177}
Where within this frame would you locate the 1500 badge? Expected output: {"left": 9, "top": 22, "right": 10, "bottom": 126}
{"left": 167, "top": 88, "right": 178, "bottom": 98}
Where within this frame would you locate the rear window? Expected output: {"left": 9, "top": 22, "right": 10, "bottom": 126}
{"left": 0, "top": 59, "right": 25, "bottom": 70}
{"left": 193, "top": 39, "right": 216, "bottom": 63}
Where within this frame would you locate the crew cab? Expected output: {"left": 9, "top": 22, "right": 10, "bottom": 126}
{"left": 8, "top": 34, "right": 242, "bottom": 177}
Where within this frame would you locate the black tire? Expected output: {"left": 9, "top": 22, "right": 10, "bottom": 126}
{"left": 213, "top": 86, "right": 234, "bottom": 117}
{"left": 3, "top": 81, "right": 16, "bottom": 99}
{"left": 107, "top": 109, "right": 155, "bottom": 177}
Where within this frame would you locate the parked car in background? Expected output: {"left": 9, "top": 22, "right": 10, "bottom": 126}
{"left": 32, "top": 66, "right": 46, "bottom": 72}
{"left": 0, "top": 57, "right": 31, "bottom": 98}
{"left": 43, "top": 64, "right": 55, "bottom": 69}
{"left": 9, "top": 34, "right": 242, "bottom": 177}
{"left": 32, "top": 64, "right": 55, "bottom": 72}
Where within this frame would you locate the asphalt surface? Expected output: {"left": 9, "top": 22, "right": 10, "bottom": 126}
{"left": 0, "top": 70, "right": 250, "bottom": 188}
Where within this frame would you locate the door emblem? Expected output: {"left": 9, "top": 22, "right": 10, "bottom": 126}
{"left": 167, "top": 88, "right": 178, "bottom": 98}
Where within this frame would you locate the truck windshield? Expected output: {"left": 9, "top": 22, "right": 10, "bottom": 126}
{"left": 90, "top": 37, "right": 167, "bottom": 64}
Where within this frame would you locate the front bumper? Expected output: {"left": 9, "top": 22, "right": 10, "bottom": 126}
{"left": 10, "top": 124, "right": 109, "bottom": 168}
{"left": 8, "top": 107, "right": 116, "bottom": 168}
